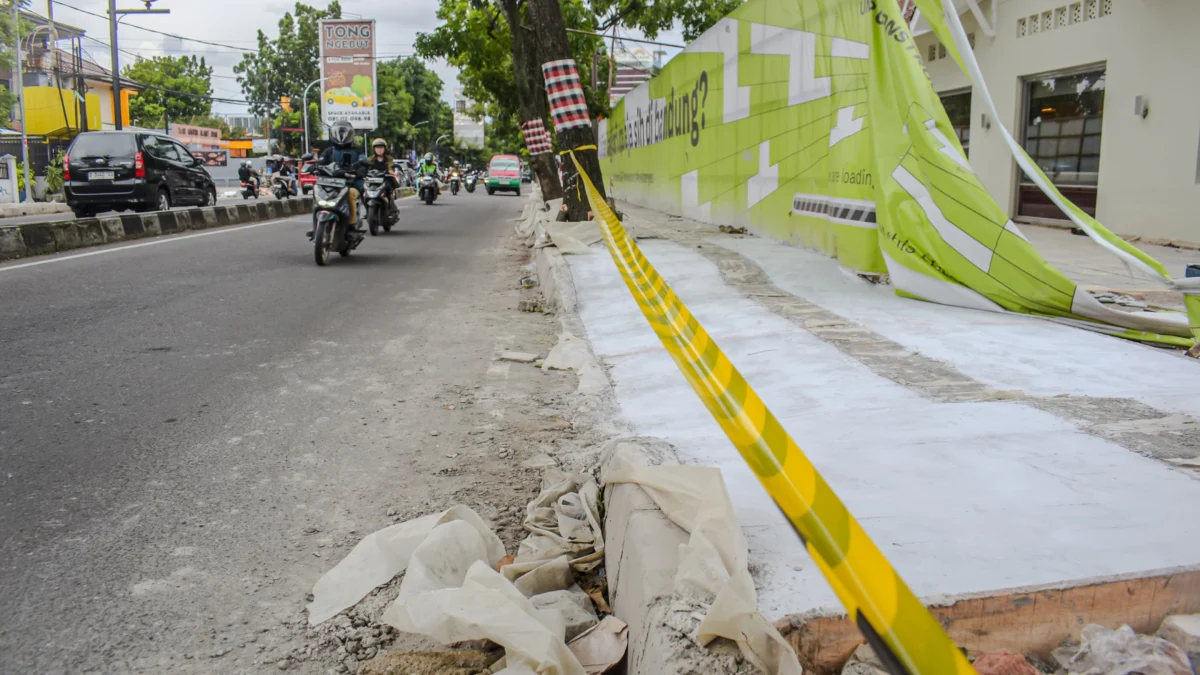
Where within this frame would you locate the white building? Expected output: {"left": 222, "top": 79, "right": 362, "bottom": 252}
{"left": 918, "top": 0, "right": 1200, "bottom": 243}
{"left": 452, "top": 89, "right": 485, "bottom": 149}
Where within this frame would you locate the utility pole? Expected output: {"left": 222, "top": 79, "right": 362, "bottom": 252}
{"left": 525, "top": 0, "right": 606, "bottom": 220}
{"left": 108, "top": 1, "right": 169, "bottom": 130}
{"left": 263, "top": 72, "right": 271, "bottom": 155}
{"left": 11, "top": 0, "right": 31, "bottom": 202}
{"left": 108, "top": 0, "right": 120, "bottom": 129}
{"left": 608, "top": 23, "right": 616, "bottom": 100}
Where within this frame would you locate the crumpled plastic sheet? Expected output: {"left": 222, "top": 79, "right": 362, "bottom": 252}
{"left": 500, "top": 468, "right": 605, "bottom": 602}
{"left": 541, "top": 333, "right": 608, "bottom": 396}
{"left": 381, "top": 518, "right": 585, "bottom": 675}
{"left": 602, "top": 441, "right": 802, "bottom": 675}
{"left": 307, "top": 467, "right": 608, "bottom": 675}
{"left": 1053, "top": 624, "right": 1193, "bottom": 675}
{"left": 307, "top": 505, "right": 505, "bottom": 626}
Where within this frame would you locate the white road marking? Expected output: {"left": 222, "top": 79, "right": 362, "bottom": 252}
{"left": 0, "top": 216, "right": 305, "bottom": 273}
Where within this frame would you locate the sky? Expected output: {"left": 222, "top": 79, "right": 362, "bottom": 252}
{"left": 44, "top": 0, "right": 686, "bottom": 117}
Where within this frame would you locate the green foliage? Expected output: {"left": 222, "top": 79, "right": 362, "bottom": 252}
{"left": 234, "top": 1, "right": 342, "bottom": 122}
{"left": 45, "top": 151, "right": 64, "bottom": 194}
{"left": 0, "top": 85, "right": 16, "bottom": 122}
{"left": 124, "top": 55, "right": 214, "bottom": 127}
{"left": 415, "top": 0, "right": 608, "bottom": 134}
{"left": 16, "top": 161, "right": 28, "bottom": 193}
{"left": 589, "top": 0, "right": 745, "bottom": 41}
{"left": 374, "top": 59, "right": 416, "bottom": 148}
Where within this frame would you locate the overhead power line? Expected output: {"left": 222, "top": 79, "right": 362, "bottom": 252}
{"left": 52, "top": 0, "right": 258, "bottom": 53}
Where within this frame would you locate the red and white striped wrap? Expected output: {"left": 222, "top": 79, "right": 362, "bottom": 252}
{"left": 541, "top": 59, "right": 591, "bottom": 132}
{"left": 521, "top": 119, "right": 553, "bottom": 155}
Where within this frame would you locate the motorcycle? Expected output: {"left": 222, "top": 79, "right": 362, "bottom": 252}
{"left": 308, "top": 164, "right": 364, "bottom": 266}
{"left": 419, "top": 174, "right": 438, "bottom": 205}
{"left": 465, "top": 172, "right": 477, "bottom": 193}
{"left": 240, "top": 179, "right": 258, "bottom": 199}
{"left": 449, "top": 170, "right": 460, "bottom": 196}
{"left": 271, "top": 174, "right": 292, "bottom": 200}
{"left": 362, "top": 169, "right": 397, "bottom": 236}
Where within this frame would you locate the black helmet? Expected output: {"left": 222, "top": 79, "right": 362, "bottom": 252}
{"left": 330, "top": 120, "right": 355, "bottom": 148}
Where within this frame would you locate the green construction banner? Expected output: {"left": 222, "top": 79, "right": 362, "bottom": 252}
{"left": 597, "top": 0, "right": 1199, "bottom": 347}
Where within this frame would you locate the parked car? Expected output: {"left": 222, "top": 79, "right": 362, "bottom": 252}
{"left": 485, "top": 155, "right": 522, "bottom": 196}
{"left": 64, "top": 130, "right": 217, "bottom": 217}
{"left": 393, "top": 159, "right": 416, "bottom": 187}
{"left": 299, "top": 157, "right": 317, "bottom": 194}
{"left": 521, "top": 167, "right": 532, "bottom": 183}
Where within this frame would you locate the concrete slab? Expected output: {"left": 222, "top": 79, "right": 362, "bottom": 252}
{"left": 714, "top": 235, "right": 1200, "bottom": 417}
{"left": 565, "top": 236, "right": 1200, "bottom": 621}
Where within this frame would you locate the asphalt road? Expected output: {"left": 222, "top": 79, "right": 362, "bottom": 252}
{"left": 0, "top": 189, "right": 534, "bottom": 672}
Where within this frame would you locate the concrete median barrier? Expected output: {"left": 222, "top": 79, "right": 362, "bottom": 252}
{"left": 0, "top": 197, "right": 313, "bottom": 261}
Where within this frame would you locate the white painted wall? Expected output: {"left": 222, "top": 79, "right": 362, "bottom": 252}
{"left": 918, "top": 0, "right": 1200, "bottom": 242}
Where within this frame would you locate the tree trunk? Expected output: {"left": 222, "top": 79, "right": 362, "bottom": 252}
{"left": 497, "top": 0, "right": 563, "bottom": 202}
{"left": 525, "top": 0, "right": 606, "bottom": 221}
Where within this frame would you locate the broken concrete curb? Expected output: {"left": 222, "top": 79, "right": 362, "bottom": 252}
{"left": 519, "top": 192, "right": 760, "bottom": 674}
{"left": 0, "top": 197, "right": 313, "bottom": 261}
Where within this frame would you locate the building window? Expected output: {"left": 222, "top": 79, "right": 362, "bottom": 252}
{"left": 967, "top": 32, "right": 976, "bottom": 49}
{"left": 1029, "top": 14, "right": 1040, "bottom": 34}
{"left": 1100, "top": 0, "right": 1112, "bottom": 15}
{"left": 1070, "top": 2, "right": 1082, "bottom": 23}
{"left": 928, "top": 44, "right": 938, "bottom": 61}
{"left": 939, "top": 89, "right": 972, "bottom": 158}
{"left": 1018, "top": 17, "right": 1027, "bottom": 37}
{"left": 1055, "top": 6, "right": 1068, "bottom": 27}
{"left": 938, "top": 43, "right": 947, "bottom": 59}
{"left": 1017, "top": 67, "right": 1106, "bottom": 220}
{"left": 1085, "top": 0, "right": 1098, "bottom": 20}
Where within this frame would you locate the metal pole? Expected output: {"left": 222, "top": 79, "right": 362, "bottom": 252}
{"left": 263, "top": 72, "right": 270, "bottom": 155}
{"left": 108, "top": 0, "right": 121, "bottom": 130}
{"left": 302, "top": 77, "right": 328, "bottom": 155}
{"left": 12, "top": 0, "right": 32, "bottom": 202}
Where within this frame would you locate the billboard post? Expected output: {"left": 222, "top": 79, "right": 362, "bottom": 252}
{"left": 318, "top": 19, "right": 377, "bottom": 131}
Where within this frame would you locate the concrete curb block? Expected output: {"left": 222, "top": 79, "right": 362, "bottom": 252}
{"left": 0, "top": 202, "right": 71, "bottom": 218}
{"left": 599, "top": 439, "right": 759, "bottom": 675}
{"left": 0, "top": 197, "right": 313, "bottom": 261}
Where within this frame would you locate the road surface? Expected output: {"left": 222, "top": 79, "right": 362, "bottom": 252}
{"left": 0, "top": 189, "right": 574, "bottom": 672}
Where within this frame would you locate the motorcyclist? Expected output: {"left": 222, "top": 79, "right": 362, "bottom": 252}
{"left": 237, "top": 160, "right": 259, "bottom": 194}
{"left": 417, "top": 152, "right": 440, "bottom": 194}
{"left": 367, "top": 138, "right": 400, "bottom": 221}
{"left": 315, "top": 120, "right": 367, "bottom": 233}
{"left": 275, "top": 160, "right": 297, "bottom": 196}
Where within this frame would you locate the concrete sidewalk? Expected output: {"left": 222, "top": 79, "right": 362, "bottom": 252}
{"left": 560, "top": 200, "right": 1200, "bottom": 630}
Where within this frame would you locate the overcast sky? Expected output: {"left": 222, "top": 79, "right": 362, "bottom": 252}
{"left": 46, "top": 0, "right": 685, "bottom": 116}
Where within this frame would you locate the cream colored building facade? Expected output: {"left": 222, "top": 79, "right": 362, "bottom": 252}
{"left": 915, "top": 0, "right": 1200, "bottom": 243}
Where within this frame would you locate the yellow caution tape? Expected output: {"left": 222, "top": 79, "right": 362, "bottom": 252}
{"left": 570, "top": 151, "right": 977, "bottom": 675}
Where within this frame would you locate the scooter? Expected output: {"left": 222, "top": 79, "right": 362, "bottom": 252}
{"left": 418, "top": 174, "right": 438, "bottom": 205}
{"left": 449, "top": 170, "right": 460, "bottom": 195}
{"left": 308, "top": 164, "right": 364, "bottom": 266}
{"left": 241, "top": 179, "right": 259, "bottom": 199}
{"left": 362, "top": 169, "right": 396, "bottom": 236}
{"left": 271, "top": 174, "right": 292, "bottom": 200}
{"left": 465, "top": 172, "right": 477, "bottom": 193}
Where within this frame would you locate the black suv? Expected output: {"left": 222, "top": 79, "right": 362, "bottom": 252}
{"left": 64, "top": 131, "right": 218, "bottom": 218}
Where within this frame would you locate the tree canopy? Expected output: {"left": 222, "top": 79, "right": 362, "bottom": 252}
{"left": 233, "top": 1, "right": 343, "bottom": 124}
{"left": 123, "top": 55, "right": 214, "bottom": 127}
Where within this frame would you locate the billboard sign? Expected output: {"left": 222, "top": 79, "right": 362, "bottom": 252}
{"left": 191, "top": 149, "right": 229, "bottom": 167}
{"left": 319, "top": 20, "right": 377, "bottom": 130}
{"left": 170, "top": 123, "right": 222, "bottom": 148}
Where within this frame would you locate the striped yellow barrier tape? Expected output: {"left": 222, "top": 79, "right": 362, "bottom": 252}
{"left": 570, "top": 151, "right": 976, "bottom": 675}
